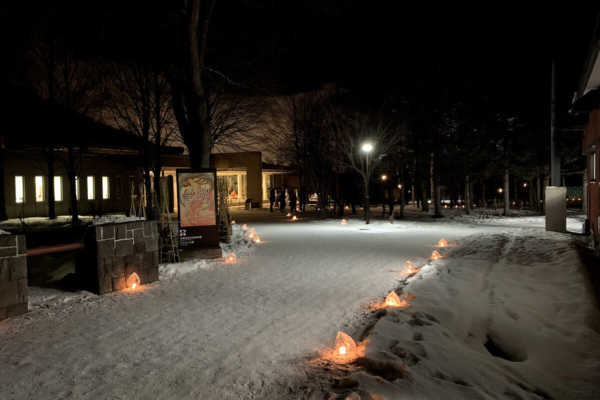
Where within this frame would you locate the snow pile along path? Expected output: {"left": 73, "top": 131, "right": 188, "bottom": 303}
{"left": 314, "top": 228, "right": 600, "bottom": 400}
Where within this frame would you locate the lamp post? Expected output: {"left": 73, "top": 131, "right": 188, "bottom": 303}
{"left": 361, "top": 142, "right": 373, "bottom": 224}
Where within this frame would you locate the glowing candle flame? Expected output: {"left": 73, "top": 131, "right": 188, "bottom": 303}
{"left": 225, "top": 253, "right": 237, "bottom": 263}
{"left": 126, "top": 272, "right": 140, "bottom": 291}
{"left": 431, "top": 250, "right": 442, "bottom": 260}
{"left": 292, "top": 216, "right": 298, "bottom": 221}
{"left": 253, "top": 236, "right": 261, "bottom": 244}
{"left": 437, "top": 238, "right": 448, "bottom": 248}
{"left": 341, "top": 219, "right": 347, "bottom": 225}
{"left": 241, "top": 224, "right": 248, "bottom": 230}
{"left": 231, "top": 220, "right": 236, "bottom": 224}
{"left": 286, "top": 213, "right": 292, "bottom": 217}
{"left": 385, "top": 291, "right": 402, "bottom": 307}
{"left": 334, "top": 331, "right": 357, "bottom": 361}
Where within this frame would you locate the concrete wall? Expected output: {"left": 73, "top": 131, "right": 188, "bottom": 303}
{"left": 4, "top": 149, "right": 141, "bottom": 219}
{"left": 210, "top": 152, "right": 263, "bottom": 206}
{"left": 0, "top": 234, "right": 27, "bottom": 321}
{"left": 78, "top": 221, "right": 159, "bottom": 294}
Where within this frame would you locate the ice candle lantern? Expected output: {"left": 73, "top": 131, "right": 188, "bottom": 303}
{"left": 127, "top": 272, "right": 140, "bottom": 290}
{"left": 437, "top": 238, "right": 448, "bottom": 248}
{"left": 431, "top": 250, "right": 442, "bottom": 260}
{"left": 385, "top": 291, "right": 409, "bottom": 308}
{"left": 334, "top": 331, "right": 357, "bottom": 362}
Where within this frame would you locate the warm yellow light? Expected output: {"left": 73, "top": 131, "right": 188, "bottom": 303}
{"left": 286, "top": 213, "right": 292, "bottom": 217}
{"left": 397, "top": 184, "right": 403, "bottom": 189}
{"left": 292, "top": 216, "right": 298, "bottom": 221}
{"left": 385, "top": 291, "right": 402, "bottom": 307}
{"left": 431, "top": 250, "right": 442, "bottom": 260}
{"left": 437, "top": 238, "right": 448, "bottom": 247}
{"left": 241, "top": 224, "right": 248, "bottom": 230}
{"left": 497, "top": 187, "right": 503, "bottom": 194}
{"left": 338, "top": 346, "right": 347, "bottom": 355}
{"left": 340, "top": 219, "right": 347, "bottom": 225}
{"left": 381, "top": 174, "right": 387, "bottom": 181}
{"left": 126, "top": 272, "right": 140, "bottom": 290}
{"left": 231, "top": 220, "right": 236, "bottom": 224}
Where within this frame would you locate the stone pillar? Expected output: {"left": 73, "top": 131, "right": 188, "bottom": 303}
{"left": 545, "top": 186, "right": 567, "bottom": 233}
{"left": 78, "top": 221, "right": 159, "bottom": 294}
{"left": 0, "top": 234, "right": 28, "bottom": 320}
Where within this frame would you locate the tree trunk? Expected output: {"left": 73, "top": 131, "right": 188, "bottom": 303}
{"left": 433, "top": 152, "right": 442, "bottom": 218}
{"left": 364, "top": 178, "right": 370, "bottom": 224}
{"left": 143, "top": 141, "right": 153, "bottom": 219}
{"left": 67, "top": 146, "right": 79, "bottom": 226}
{"left": 465, "top": 175, "right": 471, "bottom": 215}
{"left": 0, "top": 138, "right": 6, "bottom": 221}
{"left": 503, "top": 169, "right": 510, "bottom": 216}
{"left": 46, "top": 148, "right": 56, "bottom": 219}
{"left": 481, "top": 180, "right": 486, "bottom": 208}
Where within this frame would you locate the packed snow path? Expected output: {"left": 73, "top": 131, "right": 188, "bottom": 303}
{"left": 0, "top": 211, "right": 596, "bottom": 399}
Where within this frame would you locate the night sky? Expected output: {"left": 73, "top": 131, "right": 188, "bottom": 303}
{"left": 2, "top": 2, "right": 599, "bottom": 123}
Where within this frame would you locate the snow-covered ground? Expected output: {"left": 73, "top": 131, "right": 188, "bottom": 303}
{"left": 1, "top": 209, "right": 599, "bottom": 399}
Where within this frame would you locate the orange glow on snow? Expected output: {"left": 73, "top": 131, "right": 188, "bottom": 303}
{"left": 431, "top": 250, "right": 443, "bottom": 260}
{"left": 341, "top": 219, "right": 347, "bottom": 225}
{"left": 437, "top": 238, "right": 448, "bottom": 247}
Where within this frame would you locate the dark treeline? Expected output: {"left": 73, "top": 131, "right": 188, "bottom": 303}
{"left": 1, "top": 2, "right": 597, "bottom": 222}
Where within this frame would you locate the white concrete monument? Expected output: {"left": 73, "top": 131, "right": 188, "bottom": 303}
{"left": 545, "top": 186, "right": 567, "bottom": 233}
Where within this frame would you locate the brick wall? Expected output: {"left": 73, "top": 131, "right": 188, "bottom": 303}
{"left": 78, "top": 221, "right": 159, "bottom": 294}
{"left": 0, "top": 234, "right": 28, "bottom": 321}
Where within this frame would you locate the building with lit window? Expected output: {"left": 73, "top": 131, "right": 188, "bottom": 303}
{"left": 1, "top": 86, "right": 296, "bottom": 219}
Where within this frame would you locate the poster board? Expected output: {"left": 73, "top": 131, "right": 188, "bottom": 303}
{"left": 176, "top": 169, "right": 219, "bottom": 249}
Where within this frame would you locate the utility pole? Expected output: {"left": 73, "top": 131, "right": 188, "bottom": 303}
{"left": 550, "top": 60, "right": 561, "bottom": 186}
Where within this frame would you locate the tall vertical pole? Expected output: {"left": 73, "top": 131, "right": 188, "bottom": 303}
{"left": 550, "top": 60, "right": 561, "bottom": 186}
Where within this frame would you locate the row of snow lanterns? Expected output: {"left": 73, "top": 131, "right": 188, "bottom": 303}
{"left": 325, "top": 237, "right": 451, "bottom": 364}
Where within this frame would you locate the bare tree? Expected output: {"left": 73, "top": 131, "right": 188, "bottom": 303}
{"left": 170, "top": 0, "right": 217, "bottom": 169}
{"left": 105, "top": 62, "right": 178, "bottom": 217}
{"left": 206, "top": 73, "right": 266, "bottom": 153}
{"left": 340, "top": 115, "right": 403, "bottom": 224}
{"left": 28, "top": 36, "right": 105, "bottom": 225}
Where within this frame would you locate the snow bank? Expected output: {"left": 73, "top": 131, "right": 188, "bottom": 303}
{"left": 159, "top": 223, "right": 260, "bottom": 279}
{"left": 315, "top": 228, "right": 600, "bottom": 400}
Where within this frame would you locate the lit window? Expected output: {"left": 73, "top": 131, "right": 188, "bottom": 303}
{"left": 35, "top": 176, "right": 44, "bottom": 202}
{"left": 591, "top": 153, "right": 598, "bottom": 181}
{"left": 87, "top": 176, "right": 95, "bottom": 200}
{"left": 15, "top": 176, "right": 24, "bottom": 204}
{"left": 54, "top": 176, "right": 63, "bottom": 201}
{"left": 75, "top": 176, "right": 80, "bottom": 200}
{"left": 102, "top": 176, "right": 110, "bottom": 199}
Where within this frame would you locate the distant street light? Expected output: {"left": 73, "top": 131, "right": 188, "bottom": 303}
{"left": 497, "top": 187, "right": 503, "bottom": 194}
{"left": 361, "top": 142, "right": 374, "bottom": 224}
{"left": 397, "top": 184, "right": 403, "bottom": 189}
{"left": 381, "top": 174, "right": 387, "bottom": 181}
{"left": 522, "top": 182, "right": 528, "bottom": 188}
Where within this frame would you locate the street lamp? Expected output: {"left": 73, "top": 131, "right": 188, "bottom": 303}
{"left": 361, "top": 142, "right": 374, "bottom": 224}
{"left": 381, "top": 174, "right": 387, "bottom": 181}
{"left": 497, "top": 187, "right": 503, "bottom": 194}
{"left": 397, "top": 184, "right": 403, "bottom": 189}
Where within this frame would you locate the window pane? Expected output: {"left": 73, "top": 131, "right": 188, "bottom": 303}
{"left": 54, "top": 176, "right": 62, "bottom": 201}
{"left": 15, "top": 176, "right": 24, "bottom": 203}
{"left": 75, "top": 176, "right": 80, "bottom": 200}
{"left": 35, "top": 176, "right": 44, "bottom": 202}
{"left": 102, "top": 176, "right": 110, "bottom": 199}
{"left": 87, "top": 176, "right": 95, "bottom": 200}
